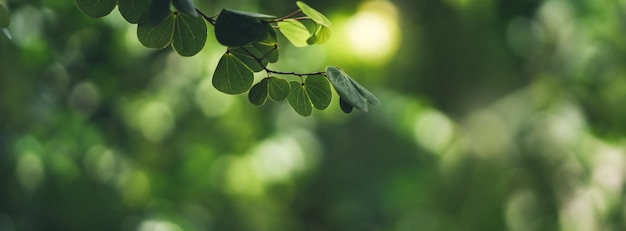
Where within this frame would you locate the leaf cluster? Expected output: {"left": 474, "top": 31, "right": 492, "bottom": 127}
{"left": 74, "top": 0, "right": 380, "bottom": 116}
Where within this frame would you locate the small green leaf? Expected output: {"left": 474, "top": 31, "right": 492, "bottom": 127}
{"left": 75, "top": 0, "right": 118, "bottom": 18}
{"left": 172, "top": 12, "right": 207, "bottom": 56}
{"left": 248, "top": 78, "right": 269, "bottom": 106}
{"left": 212, "top": 53, "right": 255, "bottom": 94}
{"left": 339, "top": 97, "right": 353, "bottom": 113}
{"left": 348, "top": 77, "right": 381, "bottom": 105}
{"left": 312, "top": 25, "right": 331, "bottom": 45}
{"left": 0, "top": 4, "right": 10, "bottom": 28}
{"left": 296, "top": 1, "right": 331, "bottom": 27}
{"left": 118, "top": 0, "right": 151, "bottom": 23}
{"left": 305, "top": 75, "right": 331, "bottom": 110}
{"left": 287, "top": 81, "right": 312, "bottom": 116}
{"left": 172, "top": 0, "right": 198, "bottom": 17}
{"left": 137, "top": 12, "right": 175, "bottom": 49}
{"left": 326, "top": 66, "right": 368, "bottom": 112}
{"left": 278, "top": 19, "right": 310, "bottom": 47}
{"left": 215, "top": 9, "right": 276, "bottom": 47}
{"left": 268, "top": 77, "right": 290, "bottom": 101}
{"left": 230, "top": 45, "right": 266, "bottom": 72}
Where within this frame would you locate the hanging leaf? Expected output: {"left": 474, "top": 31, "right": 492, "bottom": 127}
{"left": 248, "top": 78, "right": 269, "bottom": 106}
{"left": 172, "top": 0, "right": 198, "bottom": 17}
{"left": 296, "top": 1, "right": 331, "bottom": 27}
{"left": 137, "top": 12, "right": 175, "bottom": 49}
{"left": 339, "top": 97, "right": 354, "bottom": 113}
{"left": 0, "top": 4, "right": 10, "bottom": 28}
{"left": 172, "top": 12, "right": 207, "bottom": 56}
{"left": 212, "top": 53, "right": 254, "bottom": 94}
{"left": 326, "top": 66, "right": 368, "bottom": 112}
{"left": 287, "top": 81, "right": 312, "bottom": 116}
{"left": 75, "top": 0, "right": 118, "bottom": 18}
{"left": 268, "top": 77, "right": 290, "bottom": 101}
{"left": 305, "top": 75, "right": 331, "bottom": 110}
{"left": 307, "top": 25, "right": 331, "bottom": 45}
{"left": 278, "top": 19, "right": 310, "bottom": 47}
{"left": 118, "top": 0, "right": 151, "bottom": 23}
{"left": 215, "top": 9, "right": 276, "bottom": 47}
{"left": 348, "top": 76, "right": 381, "bottom": 105}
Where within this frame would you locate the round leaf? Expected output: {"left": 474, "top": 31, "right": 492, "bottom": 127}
{"left": 287, "top": 81, "right": 312, "bottom": 116}
{"left": 296, "top": 1, "right": 331, "bottom": 27}
{"left": 308, "top": 25, "right": 331, "bottom": 45}
{"left": 305, "top": 75, "right": 331, "bottom": 110}
{"left": 230, "top": 45, "right": 266, "bottom": 72}
{"left": 212, "top": 53, "right": 254, "bottom": 94}
{"left": 148, "top": 0, "right": 171, "bottom": 25}
{"left": 172, "top": 0, "right": 199, "bottom": 17}
{"left": 215, "top": 9, "right": 275, "bottom": 47}
{"left": 248, "top": 78, "right": 269, "bottom": 106}
{"left": 326, "top": 66, "right": 368, "bottom": 112}
{"left": 137, "top": 12, "right": 175, "bottom": 49}
{"left": 278, "top": 19, "right": 310, "bottom": 47}
{"left": 118, "top": 0, "right": 151, "bottom": 23}
{"left": 268, "top": 77, "right": 290, "bottom": 101}
{"left": 0, "top": 4, "right": 10, "bottom": 28}
{"left": 172, "top": 12, "right": 207, "bottom": 56}
{"left": 75, "top": 0, "right": 118, "bottom": 18}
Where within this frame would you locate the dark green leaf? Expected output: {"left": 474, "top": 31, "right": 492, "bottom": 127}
{"left": 0, "top": 4, "right": 10, "bottom": 28}
{"left": 212, "top": 53, "right": 254, "bottom": 94}
{"left": 118, "top": 0, "right": 151, "bottom": 23}
{"left": 215, "top": 9, "right": 275, "bottom": 47}
{"left": 137, "top": 12, "right": 175, "bottom": 49}
{"left": 278, "top": 19, "right": 310, "bottom": 47}
{"left": 268, "top": 77, "right": 290, "bottom": 101}
{"left": 75, "top": 0, "right": 118, "bottom": 18}
{"left": 253, "top": 42, "right": 278, "bottom": 63}
{"left": 230, "top": 45, "right": 266, "bottom": 72}
{"left": 339, "top": 97, "right": 353, "bottom": 113}
{"left": 248, "top": 78, "right": 269, "bottom": 106}
{"left": 296, "top": 1, "right": 331, "bottom": 27}
{"left": 287, "top": 81, "right": 312, "bottom": 116}
{"left": 326, "top": 66, "right": 368, "bottom": 112}
{"left": 172, "top": 0, "right": 198, "bottom": 17}
{"left": 148, "top": 0, "right": 171, "bottom": 25}
{"left": 305, "top": 75, "right": 331, "bottom": 110}
{"left": 348, "top": 76, "right": 381, "bottom": 105}
{"left": 172, "top": 12, "right": 207, "bottom": 56}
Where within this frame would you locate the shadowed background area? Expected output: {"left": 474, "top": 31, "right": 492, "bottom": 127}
{"left": 2, "top": 0, "right": 626, "bottom": 230}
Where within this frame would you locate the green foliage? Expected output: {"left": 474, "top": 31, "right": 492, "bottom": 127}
{"left": 73, "top": 0, "right": 379, "bottom": 115}
{"left": 0, "top": 4, "right": 9, "bottom": 28}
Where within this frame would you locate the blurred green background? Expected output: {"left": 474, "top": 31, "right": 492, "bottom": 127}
{"left": 2, "top": 0, "right": 626, "bottom": 230}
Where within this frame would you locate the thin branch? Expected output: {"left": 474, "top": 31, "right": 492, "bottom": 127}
{"left": 276, "top": 9, "right": 302, "bottom": 22}
{"left": 239, "top": 46, "right": 326, "bottom": 77}
{"left": 196, "top": 8, "right": 216, "bottom": 26}
{"left": 271, "top": 16, "right": 311, "bottom": 23}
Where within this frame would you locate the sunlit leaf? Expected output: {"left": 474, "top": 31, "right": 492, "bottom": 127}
{"left": 75, "top": 0, "right": 118, "bottom": 18}
{"left": 287, "top": 81, "right": 312, "bottom": 116}
{"left": 137, "top": 12, "right": 175, "bottom": 49}
{"left": 308, "top": 25, "right": 331, "bottom": 45}
{"left": 339, "top": 97, "right": 353, "bottom": 113}
{"left": 268, "top": 77, "right": 290, "bottom": 101}
{"left": 348, "top": 76, "right": 380, "bottom": 105}
{"left": 148, "top": 0, "right": 171, "bottom": 24}
{"left": 326, "top": 66, "right": 368, "bottom": 112}
{"left": 118, "top": 0, "right": 151, "bottom": 23}
{"left": 172, "top": 12, "right": 207, "bottom": 56}
{"left": 296, "top": 1, "right": 331, "bottom": 27}
{"left": 248, "top": 78, "right": 269, "bottom": 106}
{"left": 278, "top": 19, "right": 310, "bottom": 47}
{"left": 230, "top": 45, "right": 266, "bottom": 72}
{"left": 172, "top": 0, "right": 198, "bottom": 17}
{"left": 0, "top": 4, "right": 10, "bottom": 28}
{"left": 212, "top": 53, "right": 254, "bottom": 94}
{"left": 215, "top": 9, "right": 276, "bottom": 47}
{"left": 305, "top": 75, "right": 331, "bottom": 109}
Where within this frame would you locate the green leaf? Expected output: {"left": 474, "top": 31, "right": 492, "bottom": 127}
{"left": 230, "top": 45, "right": 266, "bottom": 72}
{"left": 325, "top": 66, "right": 368, "bottom": 112}
{"left": 268, "top": 77, "right": 290, "bottom": 101}
{"left": 172, "top": 0, "right": 198, "bottom": 17}
{"left": 296, "top": 1, "right": 331, "bottom": 27}
{"left": 305, "top": 75, "right": 331, "bottom": 110}
{"left": 348, "top": 76, "right": 381, "bottom": 105}
{"left": 287, "top": 81, "right": 312, "bottom": 116}
{"left": 212, "top": 53, "right": 254, "bottom": 94}
{"left": 215, "top": 9, "right": 276, "bottom": 47}
{"left": 75, "top": 0, "right": 118, "bottom": 18}
{"left": 307, "top": 25, "right": 331, "bottom": 45}
{"left": 172, "top": 12, "right": 207, "bottom": 56}
{"left": 0, "top": 4, "right": 10, "bottom": 28}
{"left": 339, "top": 97, "right": 353, "bottom": 113}
{"left": 137, "top": 12, "right": 175, "bottom": 49}
{"left": 148, "top": 0, "right": 171, "bottom": 25}
{"left": 253, "top": 42, "right": 278, "bottom": 63}
{"left": 278, "top": 19, "right": 310, "bottom": 47}
{"left": 118, "top": 0, "right": 151, "bottom": 23}
{"left": 248, "top": 78, "right": 269, "bottom": 106}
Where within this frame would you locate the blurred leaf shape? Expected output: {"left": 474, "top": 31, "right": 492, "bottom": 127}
{"left": 212, "top": 53, "right": 254, "bottom": 94}
{"left": 215, "top": 9, "right": 276, "bottom": 47}
{"left": 278, "top": 19, "right": 310, "bottom": 47}
{"left": 75, "top": 0, "right": 118, "bottom": 18}
{"left": 0, "top": 4, "right": 9, "bottom": 28}
{"left": 118, "top": 0, "right": 151, "bottom": 24}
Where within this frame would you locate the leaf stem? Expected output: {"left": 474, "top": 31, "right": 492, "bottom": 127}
{"left": 196, "top": 8, "right": 216, "bottom": 25}
{"left": 238, "top": 46, "right": 326, "bottom": 78}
